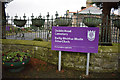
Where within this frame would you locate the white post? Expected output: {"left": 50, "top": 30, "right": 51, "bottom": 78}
{"left": 58, "top": 51, "right": 61, "bottom": 71}
{"left": 86, "top": 53, "right": 90, "bottom": 75}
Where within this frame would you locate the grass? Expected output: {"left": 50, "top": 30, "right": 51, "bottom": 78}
{"left": 1, "top": 39, "right": 51, "bottom": 49}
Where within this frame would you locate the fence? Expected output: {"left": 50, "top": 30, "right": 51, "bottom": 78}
{"left": 4, "top": 12, "right": 120, "bottom": 44}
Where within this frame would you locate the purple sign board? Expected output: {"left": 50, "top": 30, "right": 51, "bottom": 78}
{"left": 51, "top": 26, "right": 99, "bottom": 53}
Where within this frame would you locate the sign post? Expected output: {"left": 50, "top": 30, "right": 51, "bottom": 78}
{"left": 58, "top": 51, "right": 61, "bottom": 71}
{"left": 51, "top": 26, "right": 99, "bottom": 74}
{"left": 86, "top": 53, "right": 90, "bottom": 75}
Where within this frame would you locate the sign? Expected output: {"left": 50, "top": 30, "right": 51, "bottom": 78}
{"left": 52, "top": 26, "right": 99, "bottom": 53}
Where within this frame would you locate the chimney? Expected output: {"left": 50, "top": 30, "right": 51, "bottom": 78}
{"left": 65, "top": 10, "right": 69, "bottom": 18}
{"left": 81, "top": 7, "right": 86, "bottom": 10}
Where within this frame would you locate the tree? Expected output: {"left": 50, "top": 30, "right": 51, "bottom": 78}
{"left": 93, "top": 2, "right": 120, "bottom": 43}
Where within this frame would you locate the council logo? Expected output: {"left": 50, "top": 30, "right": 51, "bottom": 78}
{"left": 87, "top": 30, "right": 96, "bottom": 41}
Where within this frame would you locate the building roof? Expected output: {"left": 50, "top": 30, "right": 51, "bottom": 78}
{"left": 69, "top": 12, "right": 76, "bottom": 14}
{"left": 89, "top": 0, "right": 119, "bottom": 2}
{"left": 68, "top": 3, "right": 120, "bottom": 15}
{"left": 78, "top": 5, "right": 102, "bottom": 15}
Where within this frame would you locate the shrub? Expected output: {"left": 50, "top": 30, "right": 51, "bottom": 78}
{"left": 31, "top": 18, "right": 45, "bottom": 27}
{"left": 33, "top": 38, "right": 43, "bottom": 41}
{"left": 83, "top": 17, "right": 101, "bottom": 27}
{"left": 112, "top": 19, "right": 120, "bottom": 29}
{"left": 55, "top": 17, "right": 72, "bottom": 26}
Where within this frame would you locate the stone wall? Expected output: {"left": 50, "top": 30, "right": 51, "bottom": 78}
{"left": 2, "top": 44, "right": 119, "bottom": 73}
{"left": 118, "top": 44, "right": 120, "bottom": 72}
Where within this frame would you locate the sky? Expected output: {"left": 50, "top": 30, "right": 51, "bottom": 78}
{"left": 6, "top": 0, "right": 87, "bottom": 18}
{"left": 5, "top": 0, "right": 119, "bottom": 19}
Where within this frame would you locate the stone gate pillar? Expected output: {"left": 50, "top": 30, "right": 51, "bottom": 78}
{"left": 0, "top": 1, "right": 2, "bottom": 39}
{"left": 0, "top": 1, "right": 2, "bottom": 80}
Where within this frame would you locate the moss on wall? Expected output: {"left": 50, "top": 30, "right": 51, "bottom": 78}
{"left": 1, "top": 39, "right": 118, "bottom": 52}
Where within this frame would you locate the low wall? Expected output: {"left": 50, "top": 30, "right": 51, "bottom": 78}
{"left": 118, "top": 44, "right": 120, "bottom": 72}
{"left": 1, "top": 39, "right": 119, "bottom": 72}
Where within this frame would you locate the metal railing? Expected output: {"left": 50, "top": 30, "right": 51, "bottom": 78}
{"left": 4, "top": 12, "right": 120, "bottom": 44}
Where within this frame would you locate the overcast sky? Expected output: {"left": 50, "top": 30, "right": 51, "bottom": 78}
{"left": 6, "top": 0, "right": 87, "bottom": 18}
{"left": 6, "top": 0, "right": 119, "bottom": 18}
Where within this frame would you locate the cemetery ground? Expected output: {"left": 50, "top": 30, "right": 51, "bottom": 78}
{"left": 2, "top": 57, "right": 119, "bottom": 79}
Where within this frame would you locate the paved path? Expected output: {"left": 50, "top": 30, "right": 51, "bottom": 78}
{"left": 6, "top": 31, "right": 51, "bottom": 41}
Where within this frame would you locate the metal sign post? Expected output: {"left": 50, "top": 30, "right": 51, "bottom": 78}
{"left": 86, "top": 53, "right": 90, "bottom": 75}
{"left": 58, "top": 51, "right": 61, "bottom": 71}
